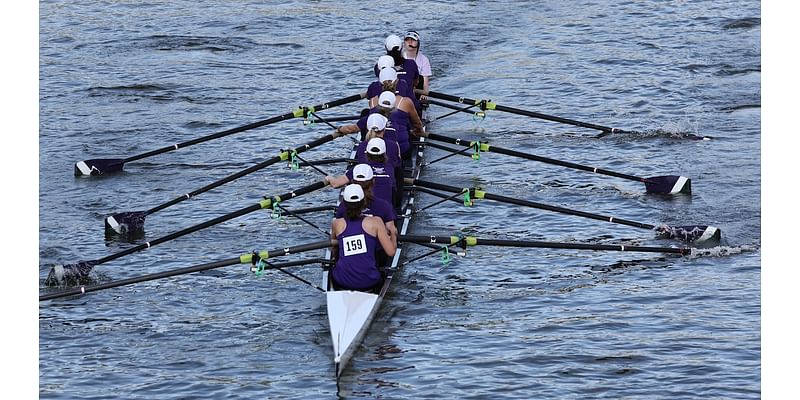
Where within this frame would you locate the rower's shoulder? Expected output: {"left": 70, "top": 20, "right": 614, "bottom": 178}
{"left": 362, "top": 215, "right": 385, "bottom": 231}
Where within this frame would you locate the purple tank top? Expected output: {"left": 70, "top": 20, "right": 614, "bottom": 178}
{"left": 333, "top": 217, "right": 381, "bottom": 290}
{"left": 389, "top": 107, "right": 411, "bottom": 154}
{"left": 335, "top": 196, "right": 396, "bottom": 223}
{"left": 367, "top": 80, "right": 414, "bottom": 101}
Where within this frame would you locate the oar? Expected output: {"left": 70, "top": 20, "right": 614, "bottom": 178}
{"left": 74, "top": 93, "right": 365, "bottom": 176}
{"left": 400, "top": 235, "right": 691, "bottom": 255}
{"left": 420, "top": 90, "right": 711, "bottom": 141}
{"left": 45, "top": 179, "right": 330, "bottom": 286}
{"left": 40, "top": 241, "right": 333, "bottom": 301}
{"left": 105, "top": 131, "right": 347, "bottom": 236}
{"left": 425, "top": 132, "right": 691, "bottom": 194}
{"left": 406, "top": 178, "right": 720, "bottom": 243}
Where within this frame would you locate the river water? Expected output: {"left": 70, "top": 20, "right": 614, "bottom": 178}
{"left": 38, "top": 1, "right": 761, "bottom": 398}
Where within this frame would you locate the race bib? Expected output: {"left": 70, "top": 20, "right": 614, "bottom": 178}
{"left": 343, "top": 234, "right": 367, "bottom": 256}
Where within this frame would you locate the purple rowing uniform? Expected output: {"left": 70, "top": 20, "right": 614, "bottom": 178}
{"left": 344, "top": 162, "right": 395, "bottom": 205}
{"left": 332, "top": 217, "right": 381, "bottom": 290}
{"left": 374, "top": 59, "right": 418, "bottom": 88}
{"left": 388, "top": 99, "right": 413, "bottom": 155}
{"left": 372, "top": 60, "right": 422, "bottom": 113}
{"left": 355, "top": 137, "right": 401, "bottom": 169}
{"left": 335, "top": 196, "right": 396, "bottom": 225}
{"left": 356, "top": 107, "right": 398, "bottom": 144}
{"left": 367, "top": 79, "right": 415, "bottom": 102}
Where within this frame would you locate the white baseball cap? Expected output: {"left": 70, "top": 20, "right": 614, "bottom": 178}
{"left": 379, "top": 67, "right": 397, "bottom": 83}
{"left": 352, "top": 164, "right": 374, "bottom": 182}
{"left": 342, "top": 184, "right": 365, "bottom": 203}
{"left": 384, "top": 34, "right": 402, "bottom": 51}
{"left": 366, "top": 138, "right": 387, "bottom": 155}
{"left": 378, "top": 91, "right": 396, "bottom": 109}
{"left": 376, "top": 55, "right": 394, "bottom": 70}
{"left": 366, "top": 113, "right": 388, "bottom": 131}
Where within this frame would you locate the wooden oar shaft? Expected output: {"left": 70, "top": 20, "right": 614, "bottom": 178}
{"left": 399, "top": 235, "right": 689, "bottom": 255}
{"left": 96, "top": 180, "right": 329, "bottom": 265}
{"left": 40, "top": 240, "right": 334, "bottom": 301}
{"left": 409, "top": 178, "right": 655, "bottom": 230}
{"left": 146, "top": 133, "right": 340, "bottom": 215}
{"left": 424, "top": 90, "right": 628, "bottom": 134}
{"left": 122, "top": 93, "right": 364, "bottom": 164}
{"left": 425, "top": 133, "right": 648, "bottom": 183}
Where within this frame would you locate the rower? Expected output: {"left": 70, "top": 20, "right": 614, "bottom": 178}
{"left": 334, "top": 163, "right": 398, "bottom": 268}
{"left": 327, "top": 113, "right": 401, "bottom": 192}
{"left": 362, "top": 137, "right": 398, "bottom": 208}
{"left": 368, "top": 61, "right": 415, "bottom": 109}
{"left": 358, "top": 111, "right": 403, "bottom": 206}
{"left": 330, "top": 184, "right": 397, "bottom": 293}
{"left": 373, "top": 70, "right": 424, "bottom": 161}
{"left": 376, "top": 34, "right": 419, "bottom": 91}
{"left": 335, "top": 164, "right": 398, "bottom": 239}
{"left": 358, "top": 111, "right": 401, "bottom": 167}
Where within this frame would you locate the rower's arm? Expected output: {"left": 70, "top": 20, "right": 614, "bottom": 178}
{"left": 406, "top": 102, "right": 425, "bottom": 137}
{"left": 369, "top": 217, "right": 397, "bottom": 257}
{"left": 325, "top": 174, "right": 350, "bottom": 188}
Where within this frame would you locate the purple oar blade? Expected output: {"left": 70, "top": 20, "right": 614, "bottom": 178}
{"left": 105, "top": 211, "right": 148, "bottom": 236}
{"left": 655, "top": 225, "right": 721, "bottom": 242}
{"left": 74, "top": 158, "right": 125, "bottom": 176}
{"left": 644, "top": 176, "right": 691, "bottom": 195}
{"left": 44, "top": 261, "right": 97, "bottom": 287}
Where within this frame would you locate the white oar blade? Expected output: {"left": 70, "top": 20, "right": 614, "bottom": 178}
{"left": 644, "top": 176, "right": 691, "bottom": 195}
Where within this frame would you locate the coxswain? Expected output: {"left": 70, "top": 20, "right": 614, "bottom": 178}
{"left": 401, "top": 30, "right": 432, "bottom": 96}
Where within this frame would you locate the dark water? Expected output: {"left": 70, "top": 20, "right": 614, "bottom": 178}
{"left": 39, "top": 1, "right": 760, "bottom": 398}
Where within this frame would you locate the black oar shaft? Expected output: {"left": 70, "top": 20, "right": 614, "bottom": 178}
{"left": 123, "top": 113, "right": 291, "bottom": 164}
{"left": 424, "top": 90, "right": 621, "bottom": 133}
{"left": 409, "top": 179, "right": 655, "bottom": 230}
{"left": 399, "top": 235, "right": 689, "bottom": 255}
{"left": 146, "top": 133, "right": 340, "bottom": 215}
{"left": 40, "top": 258, "right": 240, "bottom": 301}
{"left": 96, "top": 180, "right": 328, "bottom": 265}
{"left": 121, "top": 93, "right": 364, "bottom": 164}
{"left": 40, "top": 241, "right": 333, "bottom": 301}
{"left": 426, "top": 133, "right": 647, "bottom": 183}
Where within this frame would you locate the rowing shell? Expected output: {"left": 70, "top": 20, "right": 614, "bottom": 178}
{"left": 322, "top": 134, "right": 427, "bottom": 378}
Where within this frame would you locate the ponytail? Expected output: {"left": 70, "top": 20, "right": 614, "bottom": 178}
{"left": 344, "top": 199, "right": 365, "bottom": 220}
{"left": 387, "top": 48, "right": 403, "bottom": 66}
